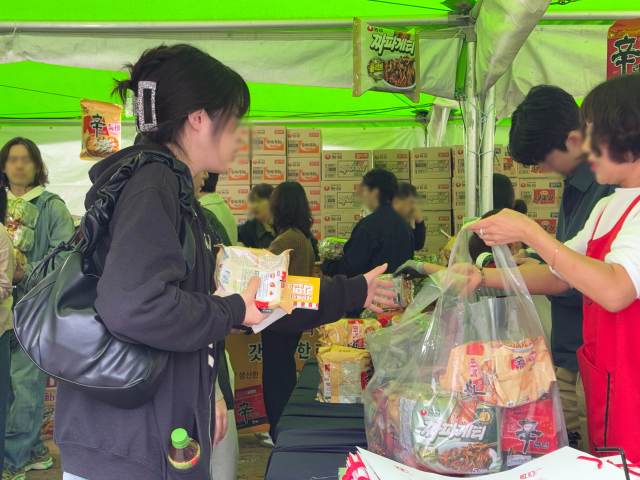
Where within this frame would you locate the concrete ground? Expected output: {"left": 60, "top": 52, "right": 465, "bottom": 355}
{"left": 29, "top": 435, "right": 271, "bottom": 480}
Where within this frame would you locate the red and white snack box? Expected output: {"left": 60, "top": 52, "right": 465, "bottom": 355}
{"left": 252, "top": 126, "right": 286, "bottom": 155}
{"left": 311, "top": 215, "right": 322, "bottom": 240}
{"left": 526, "top": 207, "right": 559, "bottom": 237}
{"left": 287, "top": 157, "right": 321, "bottom": 184}
{"left": 322, "top": 150, "right": 371, "bottom": 180}
{"left": 372, "top": 149, "right": 410, "bottom": 180}
{"left": 304, "top": 186, "right": 322, "bottom": 212}
{"left": 216, "top": 185, "right": 251, "bottom": 213}
{"left": 518, "top": 177, "right": 564, "bottom": 209}
{"left": 236, "top": 125, "right": 251, "bottom": 155}
{"left": 218, "top": 156, "right": 251, "bottom": 184}
{"left": 252, "top": 156, "right": 286, "bottom": 184}
{"left": 287, "top": 128, "right": 322, "bottom": 157}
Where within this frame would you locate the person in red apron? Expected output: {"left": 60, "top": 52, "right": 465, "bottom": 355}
{"left": 463, "top": 73, "right": 640, "bottom": 460}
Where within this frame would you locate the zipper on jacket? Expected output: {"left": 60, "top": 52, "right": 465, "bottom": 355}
{"left": 604, "top": 372, "right": 611, "bottom": 447}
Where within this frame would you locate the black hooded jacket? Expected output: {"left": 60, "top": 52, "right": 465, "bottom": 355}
{"left": 54, "top": 145, "right": 369, "bottom": 480}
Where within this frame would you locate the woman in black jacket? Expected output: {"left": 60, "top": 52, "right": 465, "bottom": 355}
{"left": 57, "top": 44, "right": 394, "bottom": 480}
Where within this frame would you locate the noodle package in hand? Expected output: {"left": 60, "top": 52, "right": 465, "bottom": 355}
{"left": 353, "top": 19, "right": 421, "bottom": 102}
{"left": 363, "top": 231, "right": 567, "bottom": 474}
{"left": 80, "top": 99, "right": 123, "bottom": 161}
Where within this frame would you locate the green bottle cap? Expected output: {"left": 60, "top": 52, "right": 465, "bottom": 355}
{"left": 171, "top": 428, "right": 190, "bottom": 449}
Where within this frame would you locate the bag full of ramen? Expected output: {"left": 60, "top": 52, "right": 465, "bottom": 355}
{"left": 214, "top": 245, "right": 293, "bottom": 314}
{"left": 80, "top": 99, "right": 123, "bottom": 161}
{"left": 317, "top": 346, "right": 374, "bottom": 404}
{"left": 7, "top": 223, "right": 35, "bottom": 253}
{"left": 6, "top": 198, "right": 39, "bottom": 229}
{"left": 353, "top": 18, "right": 421, "bottom": 103}
{"left": 363, "top": 231, "right": 567, "bottom": 474}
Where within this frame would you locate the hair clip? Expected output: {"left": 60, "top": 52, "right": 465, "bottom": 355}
{"left": 137, "top": 81, "right": 158, "bottom": 132}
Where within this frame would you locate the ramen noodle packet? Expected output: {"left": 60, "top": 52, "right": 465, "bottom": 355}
{"left": 375, "top": 275, "right": 413, "bottom": 310}
{"left": 14, "top": 249, "right": 27, "bottom": 270}
{"left": 318, "top": 237, "right": 347, "bottom": 260}
{"left": 317, "top": 346, "right": 374, "bottom": 403}
{"left": 214, "top": 245, "right": 293, "bottom": 314}
{"left": 6, "top": 198, "right": 39, "bottom": 228}
{"left": 412, "top": 393, "right": 502, "bottom": 474}
{"left": 80, "top": 99, "right": 123, "bottom": 161}
{"left": 318, "top": 318, "right": 382, "bottom": 349}
{"left": 7, "top": 224, "right": 35, "bottom": 253}
{"left": 439, "top": 337, "right": 556, "bottom": 407}
{"left": 353, "top": 19, "right": 421, "bottom": 103}
{"left": 501, "top": 399, "right": 559, "bottom": 468}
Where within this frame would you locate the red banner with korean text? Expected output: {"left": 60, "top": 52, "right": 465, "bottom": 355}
{"left": 607, "top": 18, "right": 640, "bottom": 79}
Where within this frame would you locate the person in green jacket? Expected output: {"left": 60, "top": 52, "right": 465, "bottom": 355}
{"left": 0, "top": 137, "right": 75, "bottom": 480}
{"left": 198, "top": 173, "right": 237, "bottom": 245}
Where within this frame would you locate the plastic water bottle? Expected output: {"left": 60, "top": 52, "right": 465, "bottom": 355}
{"left": 168, "top": 428, "right": 200, "bottom": 469}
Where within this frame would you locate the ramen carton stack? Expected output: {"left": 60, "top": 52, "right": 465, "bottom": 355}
{"left": 517, "top": 176, "right": 564, "bottom": 238}
{"left": 217, "top": 126, "right": 252, "bottom": 225}
{"left": 287, "top": 128, "right": 323, "bottom": 232}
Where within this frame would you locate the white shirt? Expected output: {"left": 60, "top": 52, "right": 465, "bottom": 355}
{"left": 552, "top": 187, "right": 640, "bottom": 298}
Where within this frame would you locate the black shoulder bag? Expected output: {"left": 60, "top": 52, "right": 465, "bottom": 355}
{"left": 13, "top": 149, "right": 196, "bottom": 409}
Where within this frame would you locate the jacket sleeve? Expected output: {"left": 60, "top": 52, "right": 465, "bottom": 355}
{"left": 321, "top": 224, "right": 373, "bottom": 278}
{"left": 266, "top": 275, "right": 368, "bottom": 332}
{"left": 95, "top": 176, "right": 246, "bottom": 353}
{"left": 413, "top": 220, "right": 426, "bottom": 251}
{"left": 21, "top": 198, "right": 75, "bottom": 286}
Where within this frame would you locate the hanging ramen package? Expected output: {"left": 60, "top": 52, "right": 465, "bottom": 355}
{"left": 353, "top": 19, "right": 421, "bottom": 102}
{"left": 80, "top": 99, "right": 123, "bottom": 161}
{"left": 214, "top": 245, "right": 293, "bottom": 314}
{"left": 363, "top": 232, "right": 567, "bottom": 474}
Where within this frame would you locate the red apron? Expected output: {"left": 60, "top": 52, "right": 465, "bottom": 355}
{"left": 577, "top": 193, "right": 640, "bottom": 458}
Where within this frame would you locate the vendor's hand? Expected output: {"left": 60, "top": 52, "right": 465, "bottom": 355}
{"left": 446, "top": 263, "right": 483, "bottom": 297}
{"left": 212, "top": 398, "right": 228, "bottom": 448}
{"left": 240, "top": 276, "right": 270, "bottom": 327}
{"left": 363, "top": 264, "right": 397, "bottom": 313}
{"left": 465, "top": 208, "right": 537, "bottom": 246}
{"left": 13, "top": 262, "right": 25, "bottom": 285}
{"left": 393, "top": 260, "right": 426, "bottom": 280}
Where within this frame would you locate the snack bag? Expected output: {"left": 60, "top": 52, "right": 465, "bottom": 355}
{"left": 363, "top": 232, "right": 567, "bottom": 473}
{"left": 80, "top": 99, "right": 123, "bottom": 161}
{"left": 317, "top": 346, "right": 373, "bottom": 404}
{"left": 374, "top": 274, "right": 413, "bottom": 310}
{"left": 318, "top": 318, "right": 382, "bottom": 348}
{"left": 14, "top": 249, "right": 26, "bottom": 270}
{"left": 353, "top": 19, "right": 421, "bottom": 103}
{"left": 318, "top": 237, "right": 347, "bottom": 260}
{"left": 6, "top": 198, "right": 39, "bottom": 228}
{"left": 7, "top": 223, "right": 35, "bottom": 253}
{"left": 214, "top": 245, "right": 293, "bottom": 314}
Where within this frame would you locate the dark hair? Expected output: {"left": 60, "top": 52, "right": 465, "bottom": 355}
{"left": 0, "top": 137, "right": 49, "bottom": 188}
{"left": 249, "top": 183, "right": 274, "bottom": 202}
{"left": 202, "top": 173, "right": 218, "bottom": 193}
{"left": 492, "top": 173, "right": 515, "bottom": 210}
{"left": 396, "top": 182, "right": 417, "bottom": 200}
{"left": 362, "top": 168, "right": 398, "bottom": 205}
{"left": 580, "top": 73, "right": 640, "bottom": 163}
{"left": 113, "top": 44, "right": 250, "bottom": 153}
{"left": 509, "top": 85, "right": 579, "bottom": 166}
{"left": 271, "top": 182, "right": 313, "bottom": 238}
{"left": 513, "top": 199, "right": 528, "bottom": 215}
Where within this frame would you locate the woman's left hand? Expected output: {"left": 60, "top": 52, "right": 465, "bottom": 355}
{"left": 465, "top": 208, "right": 538, "bottom": 246}
{"left": 212, "top": 398, "right": 228, "bottom": 448}
{"left": 363, "top": 264, "right": 397, "bottom": 313}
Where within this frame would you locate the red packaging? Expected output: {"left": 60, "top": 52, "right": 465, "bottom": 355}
{"left": 234, "top": 385, "right": 268, "bottom": 430}
{"left": 607, "top": 19, "right": 640, "bottom": 79}
{"left": 501, "top": 399, "right": 559, "bottom": 468}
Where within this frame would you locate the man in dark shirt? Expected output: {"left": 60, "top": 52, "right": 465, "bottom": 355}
{"left": 393, "top": 182, "right": 426, "bottom": 251}
{"left": 322, "top": 169, "right": 414, "bottom": 278}
{"left": 509, "top": 85, "right": 615, "bottom": 452}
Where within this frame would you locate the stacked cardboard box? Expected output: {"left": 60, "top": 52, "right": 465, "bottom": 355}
{"left": 411, "top": 147, "right": 452, "bottom": 254}
{"left": 216, "top": 126, "right": 252, "bottom": 225}
{"left": 517, "top": 176, "right": 564, "bottom": 237}
{"left": 372, "top": 149, "right": 410, "bottom": 180}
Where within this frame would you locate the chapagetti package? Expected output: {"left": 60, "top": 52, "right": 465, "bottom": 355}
{"left": 214, "top": 246, "right": 293, "bottom": 314}
{"left": 80, "top": 99, "right": 123, "bottom": 161}
{"left": 353, "top": 18, "right": 421, "bottom": 102}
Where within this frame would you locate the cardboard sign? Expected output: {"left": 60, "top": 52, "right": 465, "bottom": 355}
{"left": 607, "top": 18, "right": 640, "bottom": 79}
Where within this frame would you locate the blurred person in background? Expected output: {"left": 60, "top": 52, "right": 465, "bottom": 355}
{"left": 393, "top": 182, "right": 425, "bottom": 251}
{"left": 0, "top": 137, "right": 74, "bottom": 480}
{"left": 199, "top": 173, "right": 237, "bottom": 245}
{"left": 237, "top": 183, "right": 275, "bottom": 249}
{"left": 194, "top": 172, "right": 231, "bottom": 245}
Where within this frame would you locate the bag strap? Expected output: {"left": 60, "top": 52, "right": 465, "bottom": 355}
{"left": 25, "top": 147, "right": 196, "bottom": 292}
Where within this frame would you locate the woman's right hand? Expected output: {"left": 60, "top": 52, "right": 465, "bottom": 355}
{"left": 13, "top": 261, "right": 25, "bottom": 285}
{"left": 240, "top": 276, "right": 270, "bottom": 327}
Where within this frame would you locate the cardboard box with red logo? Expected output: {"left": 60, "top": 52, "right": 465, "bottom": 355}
{"left": 216, "top": 185, "right": 251, "bottom": 213}
{"left": 518, "top": 177, "right": 564, "bottom": 209}
{"left": 421, "top": 210, "right": 452, "bottom": 239}
{"left": 451, "top": 145, "right": 465, "bottom": 178}
{"left": 236, "top": 125, "right": 251, "bottom": 155}
{"left": 233, "top": 213, "right": 248, "bottom": 226}
{"left": 304, "top": 186, "right": 321, "bottom": 212}
{"left": 411, "top": 147, "right": 452, "bottom": 179}
{"left": 252, "top": 126, "right": 286, "bottom": 155}
{"left": 495, "top": 145, "right": 517, "bottom": 177}
{"left": 287, "top": 128, "right": 322, "bottom": 157}
{"left": 311, "top": 214, "right": 322, "bottom": 240}
{"left": 453, "top": 209, "right": 466, "bottom": 234}
{"left": 452, "top": 179, "right": 466, "bottom": 209}
{"left": 517, "top": 163, "right": 548, "bottom": 177}
{"left": 320, "top": 181, "right": 362, "bottom": 211}
{"left": 287, "top": 157, "right": 321, "bottom": 185}
{"left": 372, "top": 149, "right": 410, "bottom": 180}
{"left": 320, "top": 210, "right": 361, "bottom": 239}
{"left": 526, "top": 208, "right": 560, "bottom": 237}
{"left": 322, "top": 150, "right": 371, "bottom": 180}
{"left": 252, "top": 156, "right": 287, "bottom": 184}
{"left": 413, "top": 179, "right": 451, "bottom": 210}
{"left": 218, "top": 156, "right": 251, "bottom": 185}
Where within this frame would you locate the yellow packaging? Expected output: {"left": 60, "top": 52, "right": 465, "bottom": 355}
{"left": 317, "top": 346, "right": 374, "bottom": 403}
{"left": 80, "top": 99, "right": 122, "bottom": 161}
{"left": 318, "top": 318, "right": 382, "bottom": 348}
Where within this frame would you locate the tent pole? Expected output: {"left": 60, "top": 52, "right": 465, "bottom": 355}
{"left": 479, "top": 85, "right": 495, "bottom": 215}
{"left": 463, "top": 27, "right": 478, "bottom": 219}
